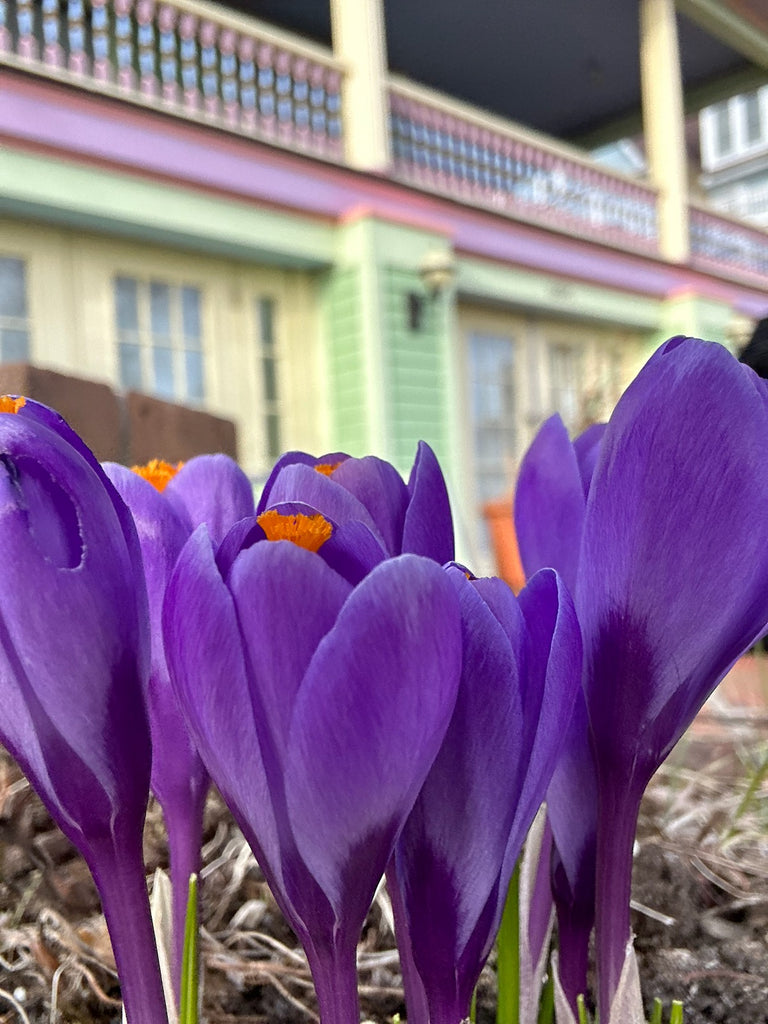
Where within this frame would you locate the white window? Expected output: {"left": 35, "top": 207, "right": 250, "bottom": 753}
{"left": 744, "top": 91, "right": 763, "bottom": 146}
{"left": 115, "top": 276, "right": 204, "bottom": 402}
{"left": 256, "top": 296, "right": 281, "bottom": 460}
{"left": 549, "top": 344, "right": 583, "bottom": 431}
{"left": 0, "top": 256, "right": 31, "bottom": 362}
{"left": 469, "top": 332, "right": 518, "bottom": 503}
{"left": 710, "top": 101, "right": 732, "bottom": 160}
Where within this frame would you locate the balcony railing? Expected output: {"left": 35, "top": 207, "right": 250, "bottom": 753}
{"left": 389, "top": 76, "right": 660, "bottom": 257}
{"left": 690, "top": 202, "right": 768, "bottom": 285}
{"left": 3, "top": 0, "right": 768, "bottom": 286}
{"left": 0, "top": 0, "right": 344, "bottom": 160}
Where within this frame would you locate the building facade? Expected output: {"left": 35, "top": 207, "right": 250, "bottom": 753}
{"left": 2, "top": 0, "right": 768, "bottom": 568}
{"left": 700, "top": 84, "right": 768, "bottom": 227}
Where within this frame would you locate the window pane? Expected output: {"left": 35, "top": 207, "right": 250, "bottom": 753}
{"left": 0, "top": 258, "right": 28, "bottom": 319}
{"left": 115, "top": 276, "right": 139, "bottom": 331}
{"left": 181, "top": 286, "right": 201, "bottom": 345}
{"left": 745, "top": 92, "right": 762, "bottom": 144}
{"left": 266, "top": 411, "right": 281, "bottom": 459}
{"left": 262, "top": 356, "right": 278, "bottom": 402}
{"left": 1, "top": 329, "right": 29, "bottom": 362}
{"left": 152, "top": 346, "right": 175, "bottom": 397}
{"left": 185, "top": 350, "right": 205, "bottom": 401}
{"left": 549, "top": 345, "right": 582, "bottom": 430}
{"left": 150, "top": 282, "right": 171, "bottom": 339}
{"left": 469, "top": 332, "right": 517, "bottom": 502}
{"left": 259, "top": 297, "right": 275, "bottom": 347}
{"left": 714, "top": 102, "right": 731, "bottom": 155}
{"left": 119, "top": 342, "right": 143, "bottom": 389}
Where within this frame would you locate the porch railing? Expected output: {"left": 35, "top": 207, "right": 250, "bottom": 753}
{"left": 0, "top": 0, "right": 345, "bottom": 160}
{"left": 690, "top": 201, "right": 768, "bottom": 284}
{"left": 4, "top": 0, "right": 768, "bottom": 286}
{"left": 389, "top": 75, "right": 661, "bottom": 258}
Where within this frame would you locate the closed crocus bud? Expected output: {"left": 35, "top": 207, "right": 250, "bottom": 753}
{"left": 578, "top": 338, "right": 768, "bottom": 1020}
{"left": 0, "top": 397, "right": 166, "bottom": 1024}
{"left": 515, "top": 414, "right": 606, "bottom": 1011}
{"left": 105, "top": 452, "right": 255, "bottom": 998}
{"left": 163, "top": 507, "right": 462, "bottom": 1024}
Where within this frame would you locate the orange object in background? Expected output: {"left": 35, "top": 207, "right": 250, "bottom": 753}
{"left": 482, "top": 498, "right": 526, "bottom": 593}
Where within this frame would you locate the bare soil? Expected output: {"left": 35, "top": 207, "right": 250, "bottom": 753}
{"left": 1, "top": 693, "right": 766, "bottom": 1024}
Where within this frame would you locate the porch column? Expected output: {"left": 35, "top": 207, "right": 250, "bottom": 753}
{"left": 330, "top": 0, "right": 391, "bottom": 171}
{"left": 640, "top": 0, "right": 690, "bottom": 262}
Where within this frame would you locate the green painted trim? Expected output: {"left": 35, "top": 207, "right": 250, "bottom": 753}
{"left": 0, "top": 148, "right": 335, "bottom": 268}
{"left": 322, "top": 265, "right": 371, "bottom": 454}
{"left": 381, "top": 265, "right": 450, "bottom": 473}
{"left": 657, "top": 292, "right": 735, "bottom": 349}
{"left": 457, "top": 257, "right": 663, "bottom": 330}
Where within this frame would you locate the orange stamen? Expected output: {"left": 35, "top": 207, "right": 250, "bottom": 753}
{"left": 314, "top": 461, "right": 343, "bottom": 477}
{"left": 257, "top": 508, "right": 333, "bottom": 553}
{"left": 131, "top": 458, "right": 184, "bottom": 492}
{"left": 0, "top": 396, "right": 26, "bottom": 414}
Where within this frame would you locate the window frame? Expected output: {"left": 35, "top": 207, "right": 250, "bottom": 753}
{"left": 113, "top": 273, "right": 206, "bottom": 404}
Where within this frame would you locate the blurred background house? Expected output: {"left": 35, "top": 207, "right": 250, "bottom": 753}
{"left": 699, "top": 83, "right": 768, "bottom": 228}
{"left": 1, "top": 0, "right": 767, "bottom": 568}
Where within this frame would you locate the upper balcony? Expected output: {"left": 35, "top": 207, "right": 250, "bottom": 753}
{"left": 2, "top": 0, "right": 768, "bottom": 287}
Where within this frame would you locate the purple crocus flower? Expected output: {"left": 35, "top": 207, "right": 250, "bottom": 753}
{"left": 163, "top": 514, "right": 462, "bottom": 1024}
{"left": 517, "top": 337, "right": 768, "bottom": 1021}
{"left": 104, "top": 453, "right": 254, "bottom": 996}
{"left": 389, "top": 564, "right": 582, "bottom": 1024}
{"left": 515, "top": 415, "right": 605, "bottom": 1010}
{"left": 0, "top": 397, "right": 167, "bottom": 1024}
{"left": 256, "top": 441, "right": 454, "bottom": 566}
{"left": 579, "top": 337, "right": 768, "bottom": 1018}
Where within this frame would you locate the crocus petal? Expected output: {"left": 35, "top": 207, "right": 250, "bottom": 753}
{"left": 103, "top": 464, "right": 189, "bottom": 650}
{"left": 163, "top": 527, "right": 282, "bottom": 879}
{"left": 256, "top": 450, "right": 349, "bottom": 515}
{"left": 164, "top": 528, "right": 337, "bottom": 956}
{"left": 572, "top": 422, "right": 606, "bottom": 496}
{"left": 545, "top": 692, "right": 598, "bottom": 1010}
{"left": 0, "top": 408, "right": 165, "bottom": 1024}
{"left": 15, "top": 398, "right": 148, "bottom": 580}
{"left": 510, "top": 569, "right": 582, "bottom": 851}
{"left": 0, "top": 417, "right": 150, "bottom": 840}
{"left": 393, "top": 567, "right": 526, "bottom": 1018}
{"left": 265, "top": 462, "right": 388, "bottom": 549}
{"left": 579, "top": 337, "right": 768, "bottom": 775}
{"left": 330, "top": 455, "right": 409, "bottom": 555}
{"left": 578, "top": 337, "right": 768, "bottom": 1016}
{"left": 103, "top": 463, "right": 209, "bottom": 845}
{"left": 318, "top": 519, "right": 388, "bottom": 584}
{"left": 489, "top": 568, "right": 582, "bottom": 956}
{"left": 285, "top": 555, "right": 462, "bottom": 945}
{"left": 515, "top": 416, "right": 585, "bottom": 592}
{"left": 402, "top": 441, "right": 455, "bottom": 563}
{"left": 165, "top": 453, "right": 255, "bottom": 546}
{"left": 228, "top": 540, "right": 353, "bottom": 751}
{"left": 546, "top": 694, "right": 597, "bottom": 902}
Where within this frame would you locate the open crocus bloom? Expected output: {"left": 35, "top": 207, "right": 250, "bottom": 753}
{"left": 163, "top": 513, "right": 462, "bottom": 1024}
{"left": 0, "top": 398, "right": 167, "bottom": 1024}
{"left": 390, "top": 565, "right": 582, "bottom": 1024}
{"left": 256, "top": 441, "right": 454, "bottom": 567}
{"left": 105, "top": 453, "right": 254, "bottom": 995}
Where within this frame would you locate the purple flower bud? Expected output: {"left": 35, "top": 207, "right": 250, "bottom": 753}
{"left": 0, "top": 398, "right": 166, "bottom": 1024}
